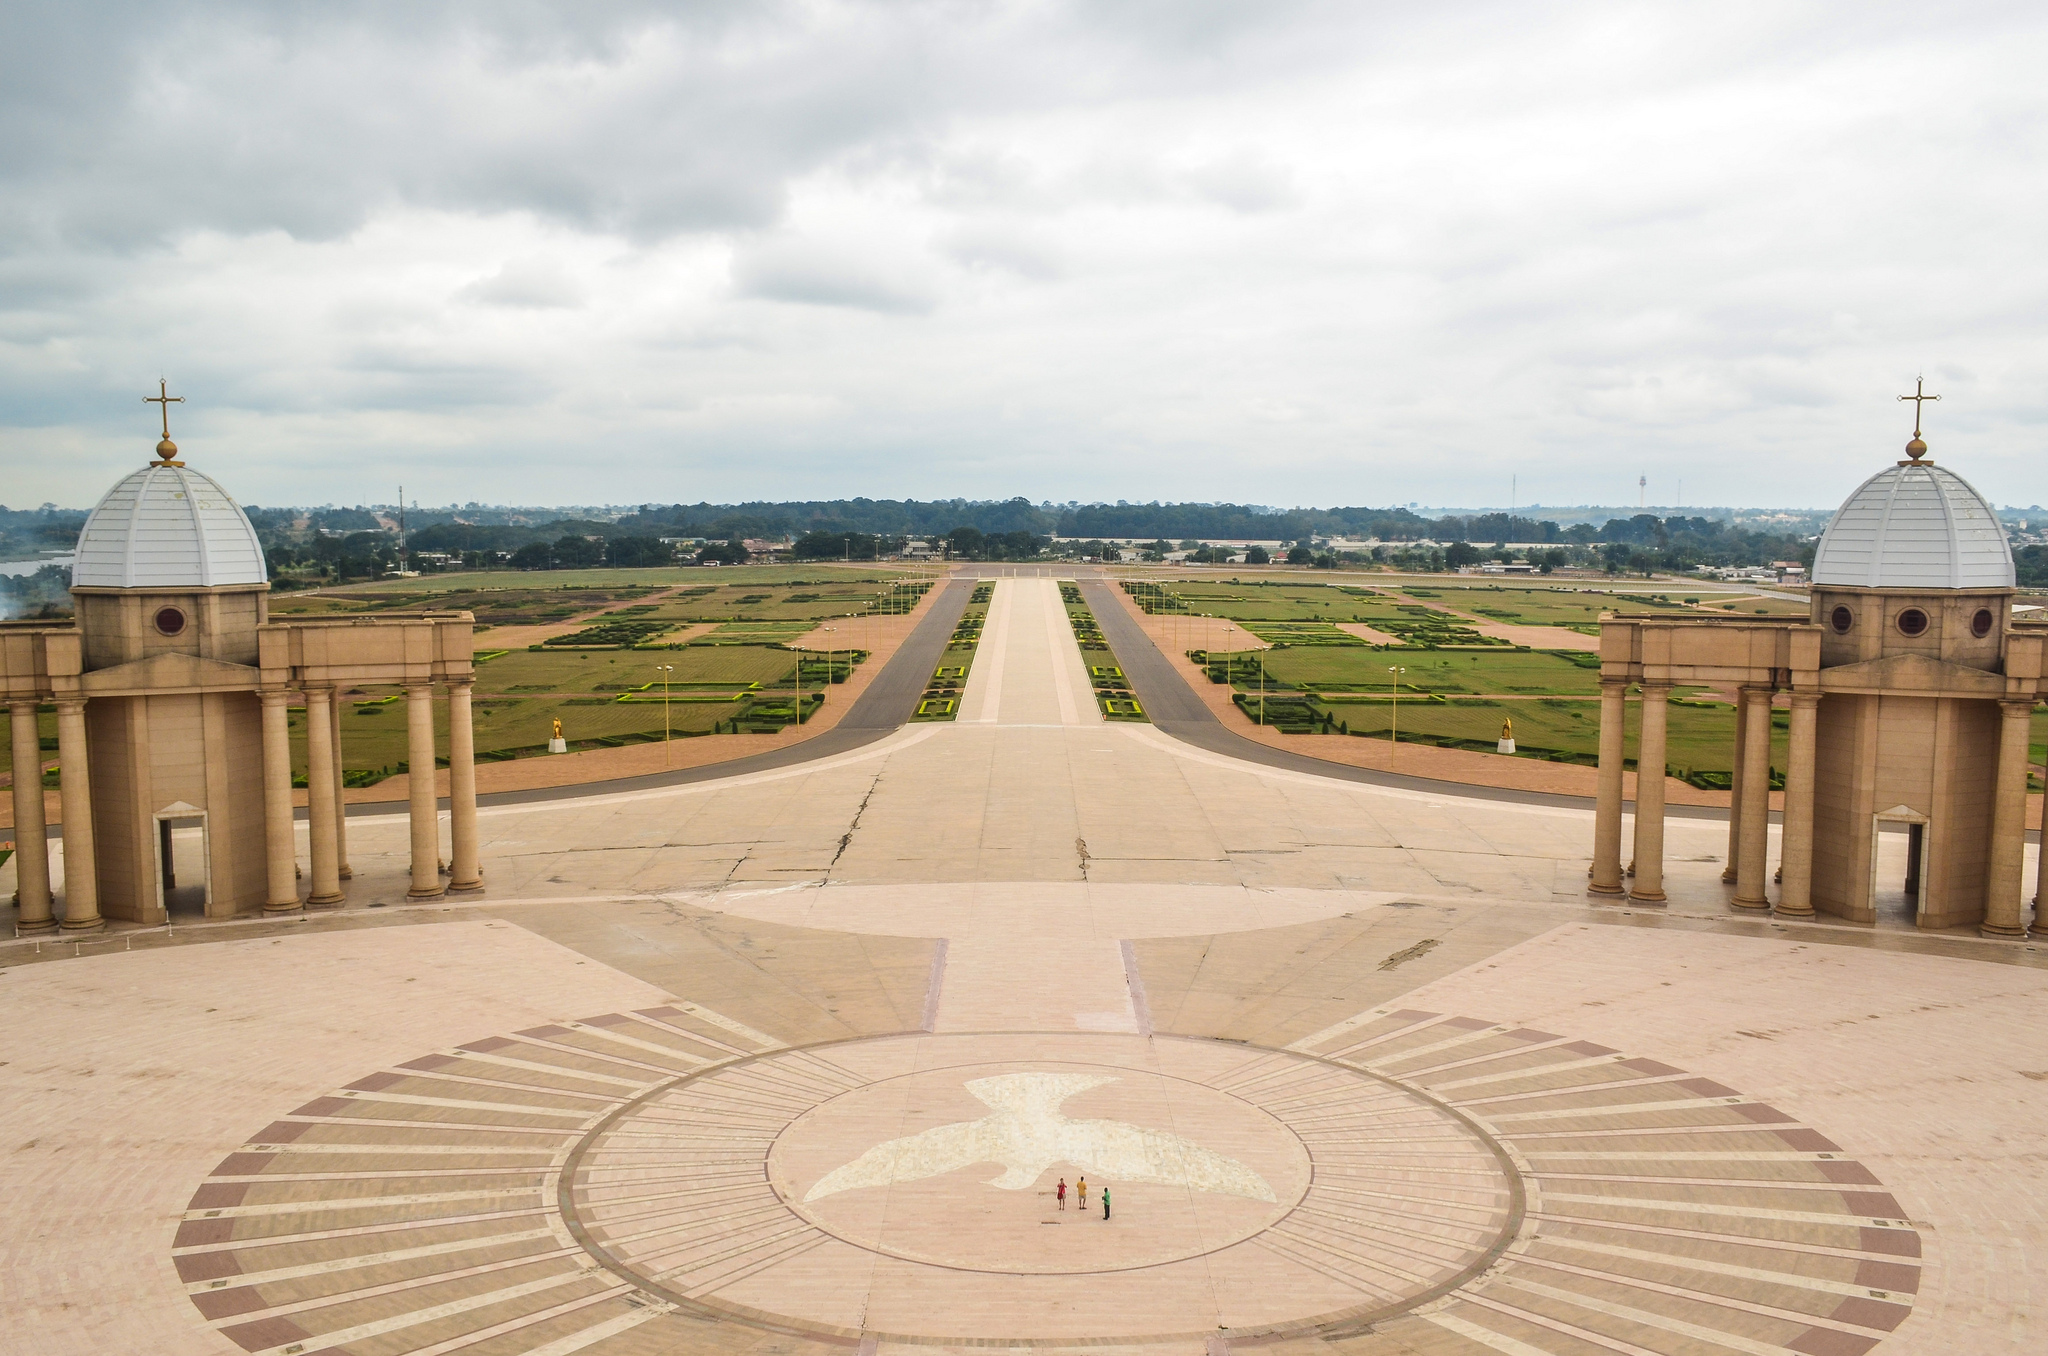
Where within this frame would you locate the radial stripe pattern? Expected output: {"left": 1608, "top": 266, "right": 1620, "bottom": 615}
{"left": 176, "top": 1004, "right": 1918, "bottom": 1354}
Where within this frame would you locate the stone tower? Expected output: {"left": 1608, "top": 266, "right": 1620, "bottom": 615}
{"left": 1592, "top": 393, "right": 2042, "bottom": 936}
{"left": 1806, "top": 449, "right": 2017, "bottom": 928}
{"left": 69, "top": 453, "right": 273, "bottom": 920}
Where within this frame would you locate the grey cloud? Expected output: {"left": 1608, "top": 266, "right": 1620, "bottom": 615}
{"left": 0, "top": 3, "right": 931, "bottom": 251}
{"left": 4, "top": 1, "right": 2048, "bottom": 513}
{"left": 938, "top": 223, "right": 1065, "bottom": 280}
{"left": 1179, "top": 149, "right": 1299, "bottom": 213}
{"left": 732, "top": 240, "right": 936, "bottom": 314}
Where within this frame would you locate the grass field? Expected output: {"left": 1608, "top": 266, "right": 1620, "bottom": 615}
{"left": 1314, "top": 694, "right": 1788, "bottom": 781}
{"left": 266, "top": 571, "right": 932, "bottom": 769}
{"left": 1253, "top": 647, "right": 1604, "bottom": 695}
{"left": 271, "top": 566, "right": 940, "bottom": 630}
{"left": 1121, "top": 575, "right": 1814, "bottom": 634}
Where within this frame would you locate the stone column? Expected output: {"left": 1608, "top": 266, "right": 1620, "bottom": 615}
{"left": 1629, "top": 684, "right": 1670, "bottom": 903}
{"left": 304, "top": 687, "right": 344, "bottom": 907}
{"left": 446, "top": 681, "right": 482, "bottom": 892}
{"left": 330, "top": 692, "right": 352, "bottom": 880}
{"left": 8, "top": 701, "right": 54, "bottom": 933}
{"left": 405, "top": 684, "right": 443, "bottom": 899}
{"left": 1982, "top": 697, "right": 2034, "bottom": 938}
{"left": 258, "top": 691, "right": 299, "bottom": 913}
{"left": 1731, "top": 687, "right": 1774, "bottom": 910}
{"left": 2035, "top": 766, "right": 2048, "bottom": 936}
{"left": 53, "top": 697, "right": 100, "bottom": 931}
{"left": 1776, "top": 692, "right": 1821, "bottom": 919}
{"left": 1723, "top": 688, "right": 1747, "bottom": 884}
{"left": 1590, "top": 680, "right": 1628, "bottom": 895}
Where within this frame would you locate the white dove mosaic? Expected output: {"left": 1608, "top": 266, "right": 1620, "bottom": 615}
{"left": 801, "top": 1070, "right": 1279, "bottom": 1202}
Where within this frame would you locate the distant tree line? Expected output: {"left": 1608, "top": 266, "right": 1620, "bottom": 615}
{"left": 205, "top": 498, "right": 1839, "bottom": 582}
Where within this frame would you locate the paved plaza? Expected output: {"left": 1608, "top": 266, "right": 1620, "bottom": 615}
{"left": 5, "top": 576, "right": 2046, "bottom": 1353}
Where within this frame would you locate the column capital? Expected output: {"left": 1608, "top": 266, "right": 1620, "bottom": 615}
{"left": 1599, "top": 677, "right": 1630, "bottom": 693}
{"left": 2000, "top": 696, "right": 2038, "bottom": 716}
{"left": 51, "top": 694, "right": 87, "bottom": 713}
{"left": 1787, "top": 690, "right": 1822, "bottom": 710}
{"left": 1639, "top": 681, "right": 1672, "bottom": 695}
{"left": 259, "top": 688, "right": 293, "bottom": 707}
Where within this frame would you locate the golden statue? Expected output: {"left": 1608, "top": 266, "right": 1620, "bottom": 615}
{"left": 552, "top": 718, "right": 564, "bottom": 740}
{"left": 1501, "top": 716, "right": 1513, "bottom": 741}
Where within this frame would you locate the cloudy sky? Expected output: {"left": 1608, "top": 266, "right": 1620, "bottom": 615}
{"left": 2, "top": 1, "right": 2044, "bottom": 512}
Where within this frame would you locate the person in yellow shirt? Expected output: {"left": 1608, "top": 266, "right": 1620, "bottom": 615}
{"left": 1076, "top": 1176, "right": 1088, "bottom": 1210}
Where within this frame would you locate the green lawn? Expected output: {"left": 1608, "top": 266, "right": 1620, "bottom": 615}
{"left": 1251, "top": 647, "right": 1603, "bottom": 695}
{"left": 1397, "top": 584, "right": 1654, "bottom": 629}
{"left": 478, "top": 647, "right": 796, "bottom": 695}
{"left": 1308, "top": 693, "right": 1782, "bottom": 779}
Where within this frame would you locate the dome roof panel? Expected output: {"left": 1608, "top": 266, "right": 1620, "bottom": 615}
{"left": 1810, "top": 462, "right": 2013, "bottom": 589}
{"left": 71, "top": 464, "right": 267, "bottom": 589}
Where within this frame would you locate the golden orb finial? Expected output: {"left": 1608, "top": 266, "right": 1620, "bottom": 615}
{"left": 145, "top": 379, "right": 187, "bottom": 465}
{"left": 1898, "top": 376, "right": 1938, "bottom": 464}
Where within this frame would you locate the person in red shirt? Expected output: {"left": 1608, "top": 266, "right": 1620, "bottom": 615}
{"left": 1056, "top": 1178, "right": 1067, "bottom": 1211}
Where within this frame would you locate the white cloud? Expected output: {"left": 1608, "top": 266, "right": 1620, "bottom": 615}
{"left": 457, "top": 258, "right": 585, "bottom": 309}
{"left": 1, "top": 1, "right": 2046, "bottom": 511}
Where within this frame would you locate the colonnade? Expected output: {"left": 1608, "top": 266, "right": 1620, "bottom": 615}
{"left": 7, "top": 679, "right": 480, "bottom": 931}
{"left": 1591, "top": 680, "right": 2039, "bottom": 935}
{"left": 264, "top": 679, "right": 482, "bottom": 912}
{"left": 1594, "top": 682, "right": 1821, "bottom": 914}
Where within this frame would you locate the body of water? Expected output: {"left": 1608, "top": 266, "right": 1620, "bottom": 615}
{"left": 0, "top": 554, "right": 74, "bottom": 577}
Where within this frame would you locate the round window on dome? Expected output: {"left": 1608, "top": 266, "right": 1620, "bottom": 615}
{"left": 1972, "top": 608, "right": 1995, "bottom": 638}
{"left": 153, "top": 606, "right": 187, "bottom": 637}
{"left": 1896, "top": 607, "right": 1929, "bottom": 637}
{"left": 1830, "top": 605, "right": 1853, "bottom": 634}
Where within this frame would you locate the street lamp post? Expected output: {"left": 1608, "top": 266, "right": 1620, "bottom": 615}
{"left": 1388, "top": 665, "right": 1407, "bottom": 760}
{"left": 655, "top": 663, "right": 675, "bottom": 764}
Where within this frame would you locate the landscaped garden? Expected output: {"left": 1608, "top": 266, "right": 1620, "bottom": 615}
{"left": 912, "top": 582, "right": 992, "bottom": 720}
{"left": 253, "top": 565, "right": 938, "bottom": 778}
{"left": 1063, "top": 583, "right": 1147, "bottom": 720}
{"left": 1112, "top": 576, "right": 1828, "bottom": 780}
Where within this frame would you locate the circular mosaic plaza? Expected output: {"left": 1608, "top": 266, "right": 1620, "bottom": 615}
{"left": 176, "top": 1005, "right": 1922, "bottom": 1354}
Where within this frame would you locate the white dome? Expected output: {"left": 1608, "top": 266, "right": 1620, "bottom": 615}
{"left": 72, "top": 463, "right": 268, "bottom": 589}
{"left": 1810, "top": 461, "right": 2013, "bottom": 590}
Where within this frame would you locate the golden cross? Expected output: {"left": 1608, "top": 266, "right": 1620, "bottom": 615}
{"left": 1898, "top": 376, "right": 1939, "bottom": 437}
{"left": 144, "top": 377, "right": 183, "bottom": 438}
